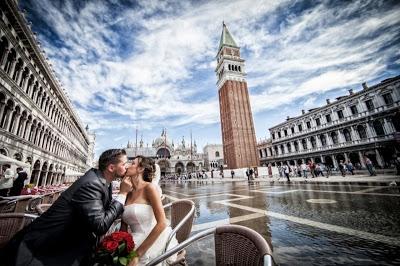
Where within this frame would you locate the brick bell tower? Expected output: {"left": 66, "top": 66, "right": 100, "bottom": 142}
{"left": 216, "top": 22, "right": 259, "bottom": 169}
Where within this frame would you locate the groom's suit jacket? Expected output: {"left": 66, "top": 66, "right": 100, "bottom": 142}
{"left": 1, "top": 168, "right": 124, "bottom": 266}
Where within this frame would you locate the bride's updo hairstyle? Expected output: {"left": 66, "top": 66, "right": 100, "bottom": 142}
{"left": 136, "top": 155, "right": 155, "bottom": 182}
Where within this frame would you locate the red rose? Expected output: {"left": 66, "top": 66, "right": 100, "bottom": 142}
{"left": 102, "top": 240, "right": 118, "bottom": 252}
{"left": 126, "top": 238, "right": 134, "bottom": 252}
{"left": 111, "top": 232, "right": 125, "bottom": 242}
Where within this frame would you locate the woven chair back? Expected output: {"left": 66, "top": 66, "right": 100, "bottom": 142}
{"left": 0, "top": 213, "right": 36, "bottom": 248}
{"left": 170, "top": 200, "right": 194, "bottom": 243}
{"left": 0, "top": 200, "right": 17, "bottom": 213}
{"left": 215, "top": 225, "right": 272, "bottom": 266}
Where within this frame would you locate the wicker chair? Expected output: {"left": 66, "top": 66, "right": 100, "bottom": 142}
{"left": 36, "top": 203, "right": 52, "bottom": 215}
{"left": 147, "top": 224, "right": 274, "bottom": 266}
{"left": 0, "top": 213, "right": 38, "bottom": 248}
{"left": 14, "top": 196, "right": 33, "bottom": 213}
{"left": 26, "top": 197, "right": 43, "bottom": 214}
{"left": 163, "top": 199, "right": 195, "bottom": 266}
{"left": 0, "top": 199, "right": 17, "bottom": 213}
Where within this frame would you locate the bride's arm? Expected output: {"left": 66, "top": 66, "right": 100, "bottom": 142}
{"left": 135, "top": 183, "right": 167, "bottom": 258}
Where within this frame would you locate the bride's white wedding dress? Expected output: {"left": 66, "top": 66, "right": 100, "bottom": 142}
{"left": 122, "top": 203, "right": 178, "bottom": 265}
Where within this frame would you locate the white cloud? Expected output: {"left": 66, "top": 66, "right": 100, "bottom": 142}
{"left": 24, "top": 0, "right": 400, "bottom": 149}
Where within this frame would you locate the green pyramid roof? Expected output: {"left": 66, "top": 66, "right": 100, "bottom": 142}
{"left": 218, "top": 22, "right": 238, "bottom": 50}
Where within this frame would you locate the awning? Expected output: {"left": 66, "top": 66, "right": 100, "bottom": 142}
{"left": 64, "top": 169, "right": 85, "bottom": 177}
{"left": 0, "top": 154, "right": 31, "bottom": 168}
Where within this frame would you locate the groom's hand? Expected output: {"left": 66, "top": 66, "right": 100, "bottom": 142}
{"left": 119, "top": 176, "right": 132, "bottom": 195}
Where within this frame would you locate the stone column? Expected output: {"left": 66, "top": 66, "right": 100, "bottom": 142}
{"left": 7, "top": 58, "right": 17, "bottom": 77}
{"left": 316, "top": 136, "right": 322, "bottom": 148}
{"left": 0, "top": 101, "right": 6, "bottom": 123}
{"left": 375, "top": 149, "right": 384, "bottom": 167}
{"left": 11, "top": 112, "right": 21, "bottom": 135}
{"left": 23, "top": 121, "right": 31, "bottom": 140}
{"left": 332, "top": 155, "right": 339, "bottom": 169}
{"left": 344, "top": 152, "right": 349, "bottom": 163}
{"left": 17, "top": 117, "right": 26, "bottom": 137}
{"left": 383, "top": 118, "right": 393, "bottom": 134}
{"left": 0, "top": 48, "right": 9, "bottom": 68}
{"left": 306, "top": 138, "right": 312, "bottom": 150}
{"left": 2, "top": 108, "right": 13, "bottom": 131}
{"left": 358, "top": 151, "right": 366, "bottom": 168}
{"left": 365, "top": 123, "right": 375, "bottom": 138}
{"left": 16, "top": 67, "right": 24, "bottom": 86}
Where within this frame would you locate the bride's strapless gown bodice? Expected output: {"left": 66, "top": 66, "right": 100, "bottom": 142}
{"left": 122, "top": 204, "right": 178, "bottom": 265}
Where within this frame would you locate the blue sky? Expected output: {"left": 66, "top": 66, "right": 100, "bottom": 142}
{"left": 20, "top": 0, "right": 400, "bottom": 157}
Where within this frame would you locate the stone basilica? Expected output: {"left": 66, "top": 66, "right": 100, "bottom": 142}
{"left": 124, "top": 129, "right": 205, "bottom": 176}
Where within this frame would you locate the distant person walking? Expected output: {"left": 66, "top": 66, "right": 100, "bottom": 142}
{"left": 347, "top": 162, "right": 355, "bottom": 175}
{"left": 301, "top": 163, "right": 308, "bottom": 178}
{"left": 339, "top": 160, "right": 346, "bottom": 177}
{"left": 364, "top": 156, "right": 376, "bottom": 176}
{"left": 283, "top": 164, "right": 291, "bottom": 182}
{"left": 231, "top": 170, "right": 235, "bottom": 179}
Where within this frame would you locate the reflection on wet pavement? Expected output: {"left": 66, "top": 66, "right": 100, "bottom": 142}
{"left": 161, "top": 180, "right": 400, "bottom": 265}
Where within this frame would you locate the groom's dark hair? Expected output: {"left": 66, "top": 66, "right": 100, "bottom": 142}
{"left": 98, "top": 149, "right": 126, "bottom": 171}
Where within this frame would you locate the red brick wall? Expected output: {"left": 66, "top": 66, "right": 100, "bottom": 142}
{"left": 219, "top": 80, "right": 259, "bottom": 168}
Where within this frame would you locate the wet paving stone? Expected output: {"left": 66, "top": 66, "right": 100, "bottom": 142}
{"left": 161, "top": 180, "right": 400, "bottom": 265}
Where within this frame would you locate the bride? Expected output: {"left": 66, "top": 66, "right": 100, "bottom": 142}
{"left": 121, "top": 155, "right": 177, "bottom": 266}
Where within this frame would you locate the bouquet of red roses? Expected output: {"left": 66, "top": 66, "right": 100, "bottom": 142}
{"left": 94, "top": 231, "right": 137, "bottom": 266}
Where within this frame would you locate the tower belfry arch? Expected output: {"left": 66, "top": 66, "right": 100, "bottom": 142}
{"left": 216, "top": 22, "right": 259, "bottom": 169}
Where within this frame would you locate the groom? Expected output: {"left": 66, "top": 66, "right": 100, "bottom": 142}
{"left": 1, "top": 149, "right": 132, "bottom": 266}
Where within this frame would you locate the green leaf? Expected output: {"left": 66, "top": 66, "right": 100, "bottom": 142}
{"left": 113, "top": 256, "right": 119, "bottom": 265}
{"left": 118, "top": 242, "right": 126, "bottom": 253}
{"left": 119, "top": 257, "right": 128, "bottom": 266}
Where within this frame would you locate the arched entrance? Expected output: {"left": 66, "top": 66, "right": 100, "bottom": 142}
{"left": 38, "top": 162, "right": 48, "bottom": 187}
{"left": 46, "top": 164, "right": 54, "bottom": 185}
{"left": 156, "top": 148, "right": 170, "bottom": 159}
{"left": 349, "top": 152, "right": 360, "bottom": 167}
{"left": 186, "top": 161, "right": 195, "bottom": 173}
{"left": 314, "top": 157, "right": 322, "bottom": 164}
{"left": 335, "top": 154, "right": 345, "bottom": 164}
{"left": 0, "top": 148, "right": 7, "bottom": 156}
{"left": 157, "top": 159, "right": 170, "bottom": 177}
{"left": 175, "top": 162, "right": 184, "bottom": 176}
{"left": 31, "top": 160, "right": 41, "bottom": 185}
{"left": 324, "top": 156, "right": 333, "bottom": 167}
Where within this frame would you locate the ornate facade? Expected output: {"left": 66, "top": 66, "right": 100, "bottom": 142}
{"left": 0, "top": 0, "right": 94, "bottom": 185}
{"left": 216, "top": 23, "right": 259, "bottom": 169}
{"left": 257, "top": 76, "right": 400, "bottom": 169}
{"left": 125, "top": 130, "right": 204, "bottom": 176}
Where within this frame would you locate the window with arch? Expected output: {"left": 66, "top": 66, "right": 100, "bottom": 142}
{"left": 372, "top": 120, "right": 385, "bottom": 136}
{"left": 357, "top": 125, "right": 367, "bottom": 139}
{"left": 320, "top": 134, "right": 327, "bottom": 146}
{"left": 215, "top": 151, "right": 220, "bottom": 157}
{"left": 343, "top": 128, "right": 352, "bottom": 142}
{"left": 310, "top": 136, "right": 316, "bottom": 148}
{"left": 287, "top": 143, "right": 291, "bottom": 153}
{"left": 301, "top": 139, "right": 307, "bottom": 150}
{"left": 330, "top": 131, "right": 338, "bottom": 144}
{"left": 294, "top": 141, "right": 299, "bottom": 151}
{"left": 280, "top": 144, "right": 285, "bottom": 154}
